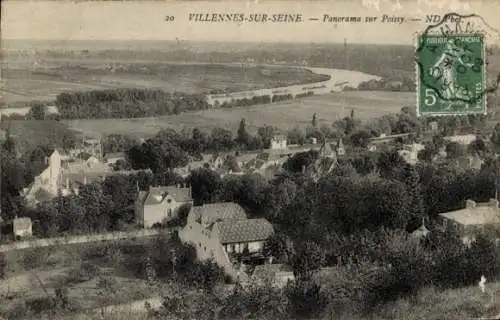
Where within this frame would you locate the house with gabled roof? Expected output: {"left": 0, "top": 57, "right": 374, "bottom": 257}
{"left": 439, "top": 199, "right": 500, "bottom": 244}
{"left": 135, "top": 185, "right": 193, "bottom": 228}
{"left": 23, "top": 149, "right": 63, "bottom": 207}
{"left": 180, "top": 202, "right": 274, "bottom": 280}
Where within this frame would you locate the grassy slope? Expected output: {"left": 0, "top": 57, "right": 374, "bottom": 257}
{"left": 0, "top": 120, "right": 80, "bottom": 154}
{"left": 368, "top": 283, "right": 500, "bottom": 320}
{"left": 63, "top": 91, "right": 414, "bottom": 138}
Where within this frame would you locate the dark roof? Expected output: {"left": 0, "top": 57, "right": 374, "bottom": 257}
{"left": 63, "top": 169, "right": 152, "bottom": 185}
{"left": 215, "top": 218, "right": 274, "bottom": 243}
{"left": 144, "top": 186, "right": 192, "bottom": 205}
{"left": 193, "top": 202, "right": 247, "bottom": 225}
{"left": 34, "top": 188, "right": 56, "bottom": 204}
{"left": 77, "top": 152, "right": 95, "bottom": 161}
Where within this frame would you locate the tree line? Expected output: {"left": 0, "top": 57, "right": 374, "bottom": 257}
{"left": 10, "top": 90, "right": 311, "bottom": 121}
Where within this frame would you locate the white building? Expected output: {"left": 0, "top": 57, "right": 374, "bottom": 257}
{"left": 270, "top": 135, "right": 287, "bottom": 150}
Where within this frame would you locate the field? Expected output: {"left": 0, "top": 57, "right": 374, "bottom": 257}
{"left": 0, "top": 120, "right": 81, "bottom": 154}
{"left": 2, "top": 59, "right": 328, "bottom": 105}
{"left": 0, "top": 239, "right": 160, "bottom": 319}
{"left": 63, "top": 91, "right": 414, "bottom": 137}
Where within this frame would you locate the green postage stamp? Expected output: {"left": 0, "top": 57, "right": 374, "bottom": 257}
{"left": 416, "top": 33, "right": 486, "bottom": 117}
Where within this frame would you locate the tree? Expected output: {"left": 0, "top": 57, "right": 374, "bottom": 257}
{"left": 187, "top": 168, "right": 222, "bottom": 205}
{"left": 349, "top": 130, "right": 372, "bottom": 148}
{"left": 286, "top": 127, "right": 306, "bottom": 145}
{"left": 27, "top": 104, "right": 46, "bottom": 120}
{"left": 491, "top": 123, "right": 500, "bottom": 145}
{"left": 467, "top": 137, "right": 487, "bottom": 155}
{"left": 445, "top": 141, "right": 465, "bottom": 159}
{"left": 283, "top": 150, "right": 319, "bottom": 173}
{"left": 235, "top": 118, "right": 251, "bottom": 148}
{"left": 401, "top": 164, "right": 425, "bottom": 231}
{"left": 209, "top": 128, "right": 234, "bottom": 152}
{"left": 189, "top": 259, "right": 225, "bottom": 294}
{"left": 219, "top": 174, "right": 268, "bottom": 217}
{"left": 285, "top": 280, "right": 328, "bottom": 319}
{"left": 263, "top": 233, "right": 291, "bottom": 264}
{"left": 1, "top": 136, "right": 26, "bottom": 220}
{"left": 291, "top": 241, "right": 325, "bottom": 280}
{"left": 258, "top": 125, "right": 276, "bottom": 148}
{"left": 312, "top": 113, "right": 318, "bottom": 128}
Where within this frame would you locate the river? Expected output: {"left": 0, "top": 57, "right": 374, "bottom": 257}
{"left": 0, "top": 65, "right": 381, "bottom": 116}
{"left": 205, "top": 66, "right": 381, "bottom": 105}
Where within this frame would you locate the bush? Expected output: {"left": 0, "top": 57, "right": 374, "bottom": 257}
{"left": 67, "top": 262, "right": 100, "bottom": 283}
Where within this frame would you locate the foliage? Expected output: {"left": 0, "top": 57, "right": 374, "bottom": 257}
{"left": 55, "top": 89, "right": 209, "bottom": 119}
{"left": 445, "top": 141, "right": 465, "bottom": 159}
{"left": 283, "top": 150, "right": 319, "bottom": 173}
{"left": 285, "top": 280, "right": 329, "bottom": 318}
{"left": 291, "top": 240, "right": 326, "bottom": 280}
{"left": 188, "top": 168, "right": 223, "bottom": 205}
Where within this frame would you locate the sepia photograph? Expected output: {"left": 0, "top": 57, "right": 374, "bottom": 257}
{"left": 1, "top": 0, "right": 500, "bottom": 319}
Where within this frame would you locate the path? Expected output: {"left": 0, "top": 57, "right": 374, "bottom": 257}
{"left": 0, "top": 229, "right": 168, "bottom": 253}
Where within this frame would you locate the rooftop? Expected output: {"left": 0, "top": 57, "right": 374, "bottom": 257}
{"left": 444, "top": 134, "right": 477, "bottom": 145}
{"left": 193, "top": 202, "right": 247, "bottom": 225}
{"left": 13, "top": 217, "right": 32, "bottom": 230}
{"left": 63, "top": 169, "right": 152, "bottom": 185}
{"left": 144, "top": 186, "right": 192, "bottom": 205}
{"left": 215, "top": 218, "right": 274, "bottom": 244}
{"left": 439, "top": 199, "right": 500, "bottom": 226}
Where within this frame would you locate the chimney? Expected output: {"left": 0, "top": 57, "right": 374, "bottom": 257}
{"left": 465, "top": 199, "right": 477, "bottom": 208}
{"left": 489, "top": 199, "right": 500, "bottom": 208}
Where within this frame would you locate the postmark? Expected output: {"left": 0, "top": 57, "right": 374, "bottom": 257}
{"left": 415, "top": 13, "right": 500, "bottom": 117}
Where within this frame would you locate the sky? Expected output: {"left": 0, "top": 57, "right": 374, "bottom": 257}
{"left": 2, "top": 0, "right": 500, "bottom": 45}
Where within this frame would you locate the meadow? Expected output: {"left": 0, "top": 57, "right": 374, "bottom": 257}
{"left": 0, "top": 238, "right": 160, "bottom": 319}
{"left": 63, "top": 91, "right": 414, "bottom": 137}
{"left": 2, "top": 60, "right": 328, "bottom": 105}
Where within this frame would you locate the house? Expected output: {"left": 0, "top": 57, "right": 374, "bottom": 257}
{"left": 367, "top": 133, "right": 413, "bottom": 152}
{"left": 439, "top": 199, "right": 500, "bottom": 244}
{"left": 444, "top": 134, "right": 477, "bottom": 146}
{"left": 78, "top": 153, "right": 101, "bottom": 167}
{"left": 411, "top": 218, "right": 430, "bottom": 239}
{"left": 336, "top": 138, "right": 346, "bottom": 156}
{"left": 173, "top": 154, "right": 215, "bottom": 178}
{"left": 453, "top": 155, "right": 484, "bottom": 170}
{"left": 270, "top": 135, "right": 287, "bottom": 150}
{"left": 252, "top": 263, "right": 295, "bottom": 289}
{"left": 104, "top": 152, "right": 126, "bottom": 165}
{"left": 398, "top": 143, "right": 425, "bottom": 165}
{"left": 135, "top": 185, "right": 193, "bottom": 228}
{"left": 179, "top": 202, "right": 274, "bottom": 280}
{"left": 61, "top": 169, "right": 152, "bottom": 195}
{"left": 428, "top": 121, "right": 439, "bottom": 134}
{"left": 23, "top": 149, "right": 63, "bottom": 207}
{"left": 13, "top": 217, "right": 33, "bottom": 239}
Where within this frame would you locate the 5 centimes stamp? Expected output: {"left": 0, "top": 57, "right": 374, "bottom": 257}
{"left": 416, "top": 32, "right": 486, "bottom": 117}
